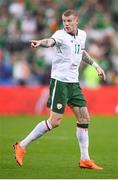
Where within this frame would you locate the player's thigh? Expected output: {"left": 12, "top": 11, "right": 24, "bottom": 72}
{"left": 71, "top": 106, "right": 90, "bottom": 124}
{"left": 47, "top": 79, "right": 68, "bottom": 114}
{"left": 68, "top": 83, "right": 86, "bottom": 108}
{"left": 68, "top": 83, "right": 90, "bottom": 124}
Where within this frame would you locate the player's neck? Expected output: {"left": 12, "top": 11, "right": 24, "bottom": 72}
{"left": 65, "top": 29, "right": 78, "bottom": 37}
{"left": 73, "top": 29, "right": 78, "bottom": 36}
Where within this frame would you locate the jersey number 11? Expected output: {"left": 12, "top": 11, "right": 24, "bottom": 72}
{"left": 75, "top": 44, "right": 80, "bottom": 54}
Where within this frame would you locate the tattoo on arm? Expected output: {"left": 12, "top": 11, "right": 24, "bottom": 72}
{"left": 82, "top": 50, "right": 94, "bottom": 65}
{"left": 40, "top": 38, "right": 55, "bottom": 48}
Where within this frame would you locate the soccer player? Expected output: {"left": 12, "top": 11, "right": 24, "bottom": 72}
{"left": 13, "top": 9, "right": 105, "bottom": 170}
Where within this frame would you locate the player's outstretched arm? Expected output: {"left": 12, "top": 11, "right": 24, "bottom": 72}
{"left": 31, "top": 38, "right": 55, "bottom": 48}
{"left": 82, "top": 50, "right": 106, "bottom": 80}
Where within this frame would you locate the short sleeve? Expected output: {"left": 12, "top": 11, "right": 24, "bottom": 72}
{"left": 51, "top": 30, "right": 63, "bottom": 45}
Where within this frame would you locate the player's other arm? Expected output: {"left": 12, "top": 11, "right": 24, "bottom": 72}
{"left": 31, "top": 38, "right": 56, "bottom": 48}
{"left": 82, "top": 50, "right": 106, "bottom": 80}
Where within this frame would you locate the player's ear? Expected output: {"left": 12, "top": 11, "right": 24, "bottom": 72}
{"left": 75, "top": 17, "right": 79, "bottom": 25}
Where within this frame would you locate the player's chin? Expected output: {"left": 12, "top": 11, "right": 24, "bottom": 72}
{"left": 65, "top": 28, "right": 71, "bottom": 33}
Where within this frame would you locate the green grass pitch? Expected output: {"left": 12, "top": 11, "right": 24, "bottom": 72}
{"left": 0, "top": 115, "right": 118, "bottom": 179}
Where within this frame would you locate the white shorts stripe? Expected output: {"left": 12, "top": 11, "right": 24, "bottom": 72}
{"left": 51, "top": 79, "right": 57, "bottom": 110}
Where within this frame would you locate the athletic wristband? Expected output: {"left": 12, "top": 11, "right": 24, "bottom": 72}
{"left": 92, "top": 62, "right": 99, "bottom": 68}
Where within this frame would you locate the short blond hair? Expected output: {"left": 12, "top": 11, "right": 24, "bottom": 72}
{"left": 62, "top": 9, "right": 79, "bottom": 17}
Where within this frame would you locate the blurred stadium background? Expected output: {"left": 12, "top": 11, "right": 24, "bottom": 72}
{"left": 0, "top": 0, "right": 118, "bottom": 115}
{"left": 0, "top": 0, "right": 118, "bottom": 179}
{"left": 0, "top": 0, "right": 118, "bottom": 87}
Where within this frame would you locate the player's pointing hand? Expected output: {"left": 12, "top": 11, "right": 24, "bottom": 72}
{"left": 31, "top": 40, "right": 41, "bottom": 48}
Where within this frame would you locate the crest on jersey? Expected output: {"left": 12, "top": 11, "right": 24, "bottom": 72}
{"left": 57, "top": 103, "right": 63, "bottom": 109}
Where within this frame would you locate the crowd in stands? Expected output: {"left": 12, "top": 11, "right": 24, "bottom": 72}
{"left": 0, "top": 0, "right": 118, "bottom": 87}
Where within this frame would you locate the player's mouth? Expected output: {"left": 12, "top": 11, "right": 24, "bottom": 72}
{"left": 65, "top": 27, "right": 71, "bottom": 31}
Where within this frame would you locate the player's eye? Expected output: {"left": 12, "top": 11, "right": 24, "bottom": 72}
{"left": 63, "top": 19, "right": 72, "bottom": 23}
{"left": 68, "top": 20, "right": 72, "bottom": 22}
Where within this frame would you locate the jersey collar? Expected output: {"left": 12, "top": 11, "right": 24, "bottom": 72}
{"left": 64, "top": 28, "right": 78, "bottom": 38}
